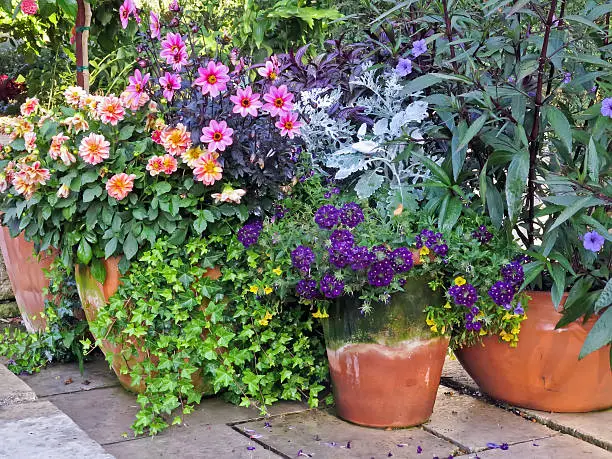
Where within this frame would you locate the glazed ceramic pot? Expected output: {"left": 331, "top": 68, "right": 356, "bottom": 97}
{"left": 75, "top": 257, "right": 219, "bottom": 393}
{"left": 456, "top": 291, "right": 612, "bottom": 412}
{"left": 323, "top": 278, "right": 449, "bottom": 428}
{"left": 0, "top": 226, "right": 55, "bottom": 332}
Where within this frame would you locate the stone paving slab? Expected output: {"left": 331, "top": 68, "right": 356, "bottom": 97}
{"left": 0, "top": 363, "right": 36, "bottom": 406}
{"left": 460, "top": 434, "right": 612, "bottom": 458}
{"left": 103, "top": 424, "right": 281, "bottom": 459}
{"left": 441, "top": 357, "right": 612, "bottom": 452}
{"left": 20, "top": 353, "right": 120, "bottom": 397}
{"left": 425, "top": 387, "right": 556, "bottom": 453}
{"left": 235, "top": 409, "right": 461, "bottom": 458}
{"left": 0, "top": 400, "right": 113, "bottom": 458}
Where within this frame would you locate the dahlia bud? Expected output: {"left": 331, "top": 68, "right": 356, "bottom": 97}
{"left": 169, "top": 0, "right": 180, "bottom": 12}
{"left": 137, "top": 59, "right": 149, "bottom": 68}
{"left": 169, "top": 17, "right": 180, "bottom": 28}
{"left": 57, "top": 184, "right": 70, "bottom": 198}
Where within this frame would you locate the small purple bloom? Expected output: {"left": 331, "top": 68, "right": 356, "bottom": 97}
{"left": 514, "top": 303, "right": 524, "bottom": 315}
{"left": 237, "top": 221, "right": 263, "bottom": 248}
{"left": 296, "top": 279, "right": 319, "bottom": 300}
{"left": 472, "top": 321, "right": 482, "bottom": 331}
{"left": 367, "top": 260, "right": 395, "bottom": 287}
{"left": 488, "top": 281, "right": 515, "bottom": 308}
{"left": 291, "top": 245, "right": 315, "bottom": 272}
{"left": 562, "top": 72, "right": 572, "bottom": 84}
{"left": 583, "top": 231, "right": 605, "bottom": 252}
{"left": 247, "top": 446, "right": 256, "bottom": 451}
{"left": 501, "top": 261, "right": 524, "bottom": 288}
{"left": 324, "top": 192, "right": 332, "bottom": 199}
{"left": 500, "top": 443, "right": 509, "bottom": 450}
{"left": 472, "top": 225, "right": 493, "bottom": 244}
{"left": 389, "top": 247, "right": 414, "bottom": 273}
{"left": 417, "top": 445, "right": 423, "bottom": 454}
{"left": 590, "top": 86, "right": 597, "bottom": 94}
{"left": 314, "top": 204, "right": 340, "bottom": 229}
{"left": 328, "top": 246, "right": 351, "bottom": 269}
{"left": 471, "top": 306, "right": 480, "bottom": 314}
{"left": 320, "top": 272, "right": 344, "bottom": 299}
{"left": 528, "top": 90, "right": 536, "bottom": 97}
{"left": 330, "top": 229, "right": 355, "bottom": 249}
{"left": 349, "top": 246, "right": 376, "bottom": 271}
{"left": 339, "top": 202, "right": 365, "bottom": 228}
{"left": 395, "top": 58, "right": 413, "bottom": 77}
{"left": 508, "top": 76, "right": 516, "bottom": 84}
{"left": 412, "top": 39, "right": 427, "bottom": 57}
{"left": 449, "top": 284, "right": 479, "bottom": 308}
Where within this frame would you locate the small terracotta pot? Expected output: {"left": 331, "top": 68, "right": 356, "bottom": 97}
{"left": 0, "top": 226, "right": 55, "bottom": 332}
{"left": 456, "top": 291, "right": 612, "bottom": 412}
{"left": 323, "top": 278, "right": 449, "bottom": 428}
{"left": 75, "top": 257, "right": 220, "bottom": 393}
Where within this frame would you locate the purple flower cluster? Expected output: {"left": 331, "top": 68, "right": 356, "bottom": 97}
{"left": 291, "top": 245, "right": 315, "bottom": 272}
{"left": 471, "top": 225, "right": 493, "bottom": 244}
{"left": 314, "top": 204, "right": 340, "bottom": 229}
{"left": 465, "top": 314, "right": 482, "bottom": 332}
{"left": 330, "top": 229, "right": 354, "bottom": 248}
{"left": 488, "top": 281, "right": 516, "bottom": 310}
{"left": 349, "top": 246, "right": 376, "bottom": 270}
{"left": 367, "top": 260, "right": 395, "bottom": 287}
{"left": 449, "top": 284, "right": 478, "bottom": 308}
{"left": 320, "top": 272, "right": 344, "bottom": 299}
{"left": 339, "top": 202, "right": 365, "bottom": 228}
{"left": 390, "top": 247, "right": 414, "bottom": 273}
{"left": 500, "top": 260, "right": 524, "bottom": 288}
{"left": 415, "top": 229, "right": 448, "bottom": 257}
{"left": 296, "top": 279, "right": 319, "bottom": 299}
{"left": 237, "top": 221, "right": 263, "bottom": 248}
{"left": 488, "top": 260, "right": 526, "bottom": 310}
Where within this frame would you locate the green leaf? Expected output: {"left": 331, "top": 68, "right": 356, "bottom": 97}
{"left": 548, "top": 196, "right": 604, "bottom": 231}
{"left": 91, "top": 258, "right": 107, "bottom": 284}
{"left": 123, "top": 233, "right": 138, "bottom": 260}
{"left": 154, "top": 182, "right": 172, "bottom": 195}
{"left": 77, "top": 240, "right": 92, "bottom": 265}
{"left": 579, "top": 307, "right": 612, "bottom": 359}
{"left": 586, "top": 137, "right": 599, "bottom": 182}
{"left": 119, "top": 125, "right": 135, "bottom": 141}
{"left": 441, "top": 197, "right": 463, "bottom": 232}
{"left": 105, "top": 237, "right": 118, "bottom": 259}
{"left": 594, "top": 279, "right": 612, "bottom": 313}
{"left": 355, "top": 170, "right": 384, "bottom": 199}
{"left": 456, "top": 113, "right": 487, "bottom": 160}
{"left": 83, "top": 185, "right": 102, "bottom": 203}
{"left": 413, "top": 153, "right": 451, "bottom": 186}
{"left": 57, "top": 0, "right": 77, "bottom": 18}
{"left": 505, "top": 151, "right": 529, "bottom": 223}
{"left": 556, "top": 277, "right": 594, "bottom": 328}
{"left": 520, "top": 261, "right": 545, "bottom": 291}
{"left": 485, "top": 178, "right": 504, "bottom": 228}
{"left": 544, "top": 106, "right": 572, "bottom": 155}
{"left": 548, "top": 263, "right": 565, "bottom": 309}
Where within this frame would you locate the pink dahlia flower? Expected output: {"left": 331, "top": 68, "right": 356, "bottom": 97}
{"left": 150, "top": 11, "right": 160, "bottom": 39}
{"left": 263, "top": 85, "right": 294, "bottom": 117}
{"left": 161, "top": 123, "right": 191, "bottom": 156}
{"left": 275, "top": 112, "right": 302, "bottom": 139}
{"left": 257, "top": 59, "right": 279, "bottom": 80}
{"left": 193, "top": 153, "right": 223, "bottom": 185}
{"left": 97, "top": 95, "right": 125, "bottom": 125}
{"left": 200, "top": 120, "right": 233, "bottom": 152}
{"left": 230, "top": 86, "right": 262, "bottom": 117}
{"left": 106, "top": 173, "right": 136, "bottom": 200}
{"left": 160, "top": 33, "right": 187, "bottom": 70}
{"left": 193, "top": 61, "right": 230, "bottom": 97}
{"left": 159, "top": 72, "right": 181, "bottom": 101}
{"left": 119, "top": 0, "right": 136, "bottom": 29}
{"left": 79, "top": 133, "right": 110, "bottom": 165}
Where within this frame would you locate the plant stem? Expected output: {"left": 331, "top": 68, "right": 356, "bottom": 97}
{"left": 527, "top": 0, "right": 558, "bottom": 246}
{"left": 441, "top": 0, "right": 459, "bottom": 73}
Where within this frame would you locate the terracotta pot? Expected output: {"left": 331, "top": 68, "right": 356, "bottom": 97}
{"left": 456, "top": 291, "right": 612, "bottom": 412}
{"left": 323, "top": 278, "right": 449, "bottom": 428}
{"left": 0, "top": 226, "right": 55, "bottom": 332}
{"left": 75, "top": 257, "right": 220, "bottom": 393}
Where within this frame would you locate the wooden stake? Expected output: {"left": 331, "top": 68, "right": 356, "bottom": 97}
{"left": 75, "top": 0, "right": 92, "bottom": 91}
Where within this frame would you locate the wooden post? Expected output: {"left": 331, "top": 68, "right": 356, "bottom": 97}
{"left": 75, "top": 0, "right": 92, "bottom": 92}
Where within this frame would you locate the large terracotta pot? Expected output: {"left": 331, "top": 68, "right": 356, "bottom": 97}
{"left": 74, "top": 257, "right": 220, "bottom": 393}
{"left": 0, "top": 226, "right": 55, "bottom": 332}
{"left": 456, "top": 291, "right": 612, "bottom": 412}
{"left": 323, "top": 278, "right": 449, "bottom": 428}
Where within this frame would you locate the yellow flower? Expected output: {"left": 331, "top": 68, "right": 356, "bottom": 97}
{"left": 443, "top": 301, "right": 451, "bottom": 309}
{"left": 312, "top": 308, "right": 329, "bottom": 319}
{"left": 430, "top": 324, "right": 438, "bottom": 333}
{"left": 479, "top": 328, "right": 488, "bottom": 336}
{"left": 502, "top": 312, "right": 514, "bottom": 321}
{"left": 272, "top": 267, "right": 282, "bottom": 276}
{"left": 500, "top": 331, "right": 514, "bottom": 342}
{"left": 426, "top": 318, "right": 436, "bottom": 326}
{"left": 264, "top": 286, "right": 273, "bottom": 295}
{"left": 454, "top": 276, "right": 466, "bottom": 286}
{"left": 258, "top": 311, "right": 273, "bottom": 326}
{"left": 511, "top": 326, "right": 520, "bottom": 335}
{"left": 249, "top": 285, "right": 259, "bottom": 294}
{"left": 419, "top": 246, "right": 430, "bottom": 256}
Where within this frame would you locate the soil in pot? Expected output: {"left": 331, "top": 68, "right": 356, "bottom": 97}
{"left": 0, "top": 227, "right": 55, "bottom": 332}
{"left": 456, "top": 291, "right": 612, "bottom": 412}
{"left": 323, "top": 277, "right": 449, "bottom": 428}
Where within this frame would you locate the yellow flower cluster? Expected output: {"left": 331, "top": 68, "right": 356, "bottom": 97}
{"left": 312, "top": 308, "right": 329, "bottom": 319}
{"left": 249, "top": 285, "right": 273, "bottom": 295}
{"left": 258, "top": 311, "right": 273, "bottom": 326}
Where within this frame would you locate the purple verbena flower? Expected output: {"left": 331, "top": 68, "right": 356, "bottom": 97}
{"left": 488, "top": 281, "right": 515, "bottom": 308}
{"left": 291, "top": 245, "right": 315, "bottom": 272}
{"left": 237, "top": 221, "right": 263, "bottom": 248}
{"left": 296, "top": 279, "right": 319, "bottom": 299}
{"left": 395, "top": 58, "right": 413, "bottom": 77}
{"left": 314, "top": 204, "right": 340, "bottom": 229}
{"left": 328, "top": 246, "right": 351, "bottom": 269}
{"left": 501, "top": 261, "right": 524, "bottom": 288}
{"left": 349, "top": 246, "right": 376, "bottom": 271}
{"left": 330, "top": 229, "right": 354, "bottom": 249}
{"left": 582, "top": 230, "right": 605, "bottom": 252}
{"left": 367, "top": 260, "right": 395, "bottom": 287}
{"left": 449, "top": 284, "right": 479, "bottom": 308}
{"left": 389, "top": 247, "right": 414, "bottom": 273}
{"left": 320, "top": 272, "right": 344, "bottom": 299}
{"left": 339, "top": 202, "right": 365, "bottom": 228}
{"left": 472, "top": 321, "right": 482, "bottom": 331}
{"left": 412, "top": 39, "right": 427, "bottom": 57}
{"left": 472, "top": 225, "right": 493, "bottom": 244}
{"left": 433, "top": 243, "right": 448, "bottom": 256}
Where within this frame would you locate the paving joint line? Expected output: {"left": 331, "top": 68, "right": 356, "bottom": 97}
{"left": 37, "top": 383, "right": 122, "bottom": 399}
{"left": 439, "top": 379, "right": 612, "bottom": 452}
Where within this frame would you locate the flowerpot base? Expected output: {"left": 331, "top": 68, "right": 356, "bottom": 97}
{"left": 327, "top": 337, "right": 449, "bottom": 428}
